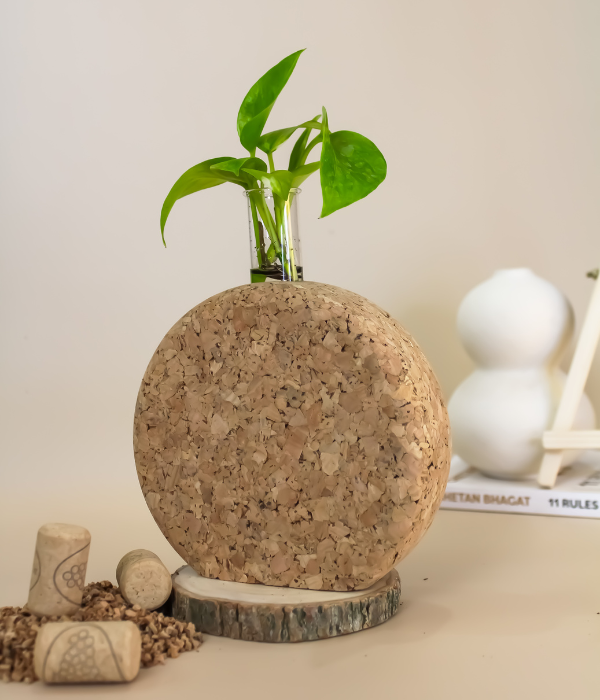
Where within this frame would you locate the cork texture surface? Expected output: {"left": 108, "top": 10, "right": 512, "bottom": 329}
{"left": 133, "top": 281, "right": 450, "bottom": 591}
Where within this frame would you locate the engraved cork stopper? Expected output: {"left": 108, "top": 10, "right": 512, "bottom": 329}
{"left": 34, "top": 621, "right": 141, "bottom": 684}
{"left": 27, "top": 523, "right": 91, "bottom": 617}
{"left": 116, "top": 549, "right": 172, "bottom": 610}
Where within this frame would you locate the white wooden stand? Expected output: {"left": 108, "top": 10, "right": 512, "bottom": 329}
{"left": 539, "top": 271, "right": 600, "bottom": 488}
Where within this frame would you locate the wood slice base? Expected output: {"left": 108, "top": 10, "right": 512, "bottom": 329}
{"left": 171, "top": 565, "right": 401, "bottom": 643}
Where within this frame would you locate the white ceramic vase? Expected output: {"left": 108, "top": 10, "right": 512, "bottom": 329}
{"left": 448, "top": 268, "right": 596, "bottom": 480}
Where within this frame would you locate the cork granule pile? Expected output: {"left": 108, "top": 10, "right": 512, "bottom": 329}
{"left": 0, "top": 581, "right": 202, "bottom": 683}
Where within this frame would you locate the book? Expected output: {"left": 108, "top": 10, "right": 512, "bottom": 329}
{"left": 442, "top": 458, "right": 600, "bottom": 519}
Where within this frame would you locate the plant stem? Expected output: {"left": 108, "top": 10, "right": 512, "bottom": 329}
{"left": 268, "top": 152, "right": 275, "bottom": 172}
{"left": 249, "top": 197, "right": 264, "bottom": 267}
{"left": 273, "top": 196, "right": 287, "bottom": 275}
{"left": 251, "top": 189, "right": 298, "bottom": 280}
{"left": 252, "top": 190, "right": 281, "bottom": 260}
{"left": 274, "top": 194, "right": 297, "bottom": 281}
{"left": 266, "top": 242, "right": 277, "bottom": 264}
{"left": 285, "top": 196, "right": 299, "bottom": 280}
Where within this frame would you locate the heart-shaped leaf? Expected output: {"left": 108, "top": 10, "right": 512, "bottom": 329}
{"left": 257, "top": 127, "right": 298, "bottom": 155}
{"left": 237, "top": 50, "right": 304, "bottom": 153}
{"left": 258, "top": 116, "right": 322, "bottom": 158}
{"left": 297, "top": 120, "right": 323, "bottom": 131}
{"left": 210, "top": 157, "right": 267, "bottom": 177}
{"left": 242, "top": 169, "right": 294, "bottom": 201}
{"left": 319, "top": 107, "right": 387, "bottom": 217}
{"left": 160, "top": 157, "right": 234, "bottom": 245}
{"left": 291, "top": 162, "right": 320, "bottom": 188}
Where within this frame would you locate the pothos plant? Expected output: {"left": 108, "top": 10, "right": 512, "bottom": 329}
{"left": 161, "top": 49, "right": 387, "bottom": 282}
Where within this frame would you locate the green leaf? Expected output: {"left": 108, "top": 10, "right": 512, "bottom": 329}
{"left": 289, "top": 131, "right": 309, "bottom": 171}
{"left": 291, "top": 162, "right": 320, "bottom": 188}
{"left": 319, "top": 107, "right": 387, "bottom": 217}
{"left": 258, "top": 117, "right": 322, "bottom": 156}
{"left": 257, "top": 115, "right": 323, "bottom": 153}
{"left": 210, "top": 157, "right": 267, "bottom": 177}
{"left": 257, "top": 127, "right": 298, "bottom": 155}
{"left": 298, "top": 120, "right": 323, "bottom": 131}
{"left": 289, "top": 117, "right": 322, "bottom": 171}
{"left": 160, "top": 157, "right": 234, "bottom": 245}
{"left": 242, "top": 168, "right": 294, "bottom": 201}
{"left": 237, "top": 49, "right": 305, "bottom": 153}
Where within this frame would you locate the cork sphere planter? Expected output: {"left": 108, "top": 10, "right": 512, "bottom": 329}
{"left": 134, "top": 281, "right": 450, "bottom": 591}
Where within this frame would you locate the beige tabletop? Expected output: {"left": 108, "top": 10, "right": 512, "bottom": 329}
{"left": 1, "top": 487, "right": 598, "bottom": 700}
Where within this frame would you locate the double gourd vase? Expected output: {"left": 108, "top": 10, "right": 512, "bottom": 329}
{"left": 133, "top": 190, "right": 450, "bottom": 592}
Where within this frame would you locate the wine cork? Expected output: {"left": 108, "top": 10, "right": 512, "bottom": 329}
{"left": 116, "top": 549, "right": 172, "bottom": 610}
{"left": 27, "top": 523, "right": 91, "bottom": 617}
{"left": 34, "top": 621, "right": 141, "bottom": 683}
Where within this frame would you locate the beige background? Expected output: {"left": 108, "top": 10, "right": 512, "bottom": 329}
{"left": 1, "top": 1, "right": 600, "bottom": 486}
{"left": 1, "top": 4, "right": 599, "bottom": 697}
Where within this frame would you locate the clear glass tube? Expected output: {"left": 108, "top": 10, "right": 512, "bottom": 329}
{"left": 245, "top": 188, "right": 303, "bottom": 283}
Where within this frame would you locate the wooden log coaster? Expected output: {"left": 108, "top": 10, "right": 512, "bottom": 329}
{"left": 171, "top": 565, "right": 400, "bottom": 642}
{"left": 134, "top": 281, "right": 450, "bottom": 591}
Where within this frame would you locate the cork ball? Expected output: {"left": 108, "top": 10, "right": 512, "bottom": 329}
{"left": 133, "top": 282, "right": 450, "bottom": 591}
